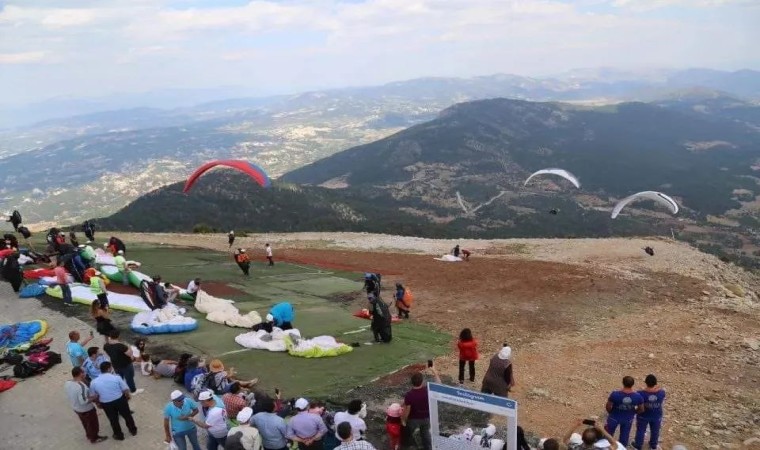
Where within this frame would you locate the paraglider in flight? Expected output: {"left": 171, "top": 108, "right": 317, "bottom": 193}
{"left": 183, "top": 160, "right": 272, "bottom": 193}
{"left": 644, "top": 246, "right": 655, "bottom": 256}
{"left": 610, "top": 191, "right": 679, "bottom": 219}
{"left": 524, "top": 169, "right": 581, "bottom": 189}
{"left": 6, "top": 210, "right": 21, "bottom": 231}
{"left": 549, "top": 208, "right": 559, "bottom": 215}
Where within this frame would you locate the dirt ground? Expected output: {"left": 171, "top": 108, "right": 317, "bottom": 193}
{"left": 121, "top": 233, "right": 760, "bottom": 449}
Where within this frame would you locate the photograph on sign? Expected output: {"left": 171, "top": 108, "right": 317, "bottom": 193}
{"left": 427, "top": 382, "right": 518, "bottom": 450}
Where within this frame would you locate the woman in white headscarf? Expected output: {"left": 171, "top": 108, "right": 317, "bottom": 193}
{"left": 480, "top": 344, "right": 515, "bottom": 397}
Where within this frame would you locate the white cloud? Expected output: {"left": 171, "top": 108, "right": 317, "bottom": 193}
{"left": 0, "top": 51, "right": 47, "bottom": 64}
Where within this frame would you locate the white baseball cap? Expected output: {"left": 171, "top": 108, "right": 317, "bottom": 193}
{"left": 236, "top": 407, "right": 253, "bottom": 423}
{"left": 170, "top": 390, "right": 184, "bottom": 401}
{"left": 266, "top": 313, "right": 274, "bottom": 322}
{"left": 295, "top": 398, "right": 309, "bottom": 410}
{"left": 198, "top": 390, "right": 214, "bottom": 401}
{"left": 117, "top": 250, "right": 124, "bottom": 255}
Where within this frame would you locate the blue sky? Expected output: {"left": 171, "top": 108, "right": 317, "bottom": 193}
{"left": 0, "top": 0, "right": 757, "bottom": 106}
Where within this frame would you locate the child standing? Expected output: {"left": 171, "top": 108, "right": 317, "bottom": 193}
{"left": 457, "top": 328, "right": 479, "bottom": 384}
{"left": 385, "top": 403, "right": 403, "bottom": 450}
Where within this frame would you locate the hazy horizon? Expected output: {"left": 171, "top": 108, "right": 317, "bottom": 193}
{"left": 1, "top": 0, "right": 758, "bottom": 109}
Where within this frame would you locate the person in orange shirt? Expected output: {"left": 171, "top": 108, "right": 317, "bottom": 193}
{"left": 233, "top": 248, "right": 251, "bottom": 276}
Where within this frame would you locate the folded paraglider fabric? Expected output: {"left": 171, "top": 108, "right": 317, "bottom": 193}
{"left": 23, "top": 268, "right": 58, "bottom": 280}
{"left": 0, "top": 320, "right": 48, "bottom": 351}
{"left": 235, "top": 328, "right": 302, "bottom": 352}
{"left": 99, "top": 264, "right": 150, "bottom": 289}
{"left": 45, "top": 285, "right": 150, "bottom": 312}
{"left": 434, "top": 254, "right": 462, "bottom": 262}
{"left": 284, "top": 333, "right": 353, "bottom": 358}
{"left": 353, "top": 310, "right": 402, "bottom": 323}
{"left": 19, "top": 283, "right": 47, "bottom": 298}
{"left": 130, "top": 303, "right": 198, "bottom": 335}
{"left": 194, "top": 290, "right": 262, "bottom": 328}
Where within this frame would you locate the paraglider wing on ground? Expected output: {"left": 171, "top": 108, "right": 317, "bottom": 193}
{"left": 611, "top": 191, "right": 679, "bottom": 219}
{"left": 183, "top": 159, "right": 272, "bottom": 193}
{"left": 524, "top": 168, "right": 581, "bottom": 189}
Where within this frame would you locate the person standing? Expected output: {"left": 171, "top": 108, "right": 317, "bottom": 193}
{"left": 228, "top": 231, "right": 235, "bottom": 248}
{"left": 286, "top": 398, "right": 328, "bottom": 450}
{"left": 1, "top": 250, "right": 22, "bottom": 292}
{"left": 90, "top": 271, "right": 109, "bottom": 309}
{"left": 55, "top": 262, "right": 74, "bottom": 306}
{"left": 368, "top": 294, "right": 392, "bottom": 343}
{"left": 392, "top": 283, "right": 412, "bottom": 319}
{"left": 103, "top": 329, "right": 142, "bottom": 395}
{"left": 234, "top": 248, "right": 251, "bottom": 276}
{"left": 334, "top": 422, "right": 377, "bottom": 450}
{"left": 401, "top": 366, "right": 441, "bottom": 450}
{"left": 114, "top": 250, "right": 130, "bottom": 286}
{"left": 605, "top": 376, "right": 645, "bottom": 448}
{"left": 252, "top": 397, "right": 289, "bottom": 450}
{"left": 164, "top": 390, "right": 202, "bottom": 450}
{"left": 481, "top": 344, "right": 514, "bottom": 397}
{"left": 89, "top": 361, "right": 137, "bottom": 441}
{"left": 226, "top": 407, "right": 263, "bottom": 450}
{"left": 457, "top": 328, "right": 479, "bottom": 385}
{"left": 634, "top": 374, "right": 666, "bottom": 450}
{"left": 65, "top": 367, "right": 108, "bottom": 444}
{"left": 265, "top": 243, "right": 274, "bottom": 266}
{"left": 83, "top": 347, "right": 109, "bottom": 382}
{"left": 67, "top": 330, "right": 93, "bottom": 368}
{"left": 91, "top": 302, "right": 115, "bottom": 339}
{"left": 192, "top": 390, "right": 229, "bottom": 450}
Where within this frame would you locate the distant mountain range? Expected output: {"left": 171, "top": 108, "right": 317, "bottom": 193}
{"left": 100, "top": 95, "right": 760, "bottom": 267}
{"left": 2, "top": 68, "right": 759, "bottom": 228}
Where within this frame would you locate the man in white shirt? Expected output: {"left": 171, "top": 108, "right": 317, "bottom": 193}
{"left": 265, "top": 244, "right": 274, "bottom": 266}
{"left": 186, "top": 278, "right": 201, "bottom": 299}
{"left": 333, "top": 400, "right": 367, "bottom": 442}
{"left": 193, "top": 390, "right": 229, "bottom": 449}
{"left": 227, "top": 407, "right": 263, "bottom": 450}
{"left": 334, "top": 422, "right": 376, "bottom": 450}
{"left": 65, "top": 367, "right": 108, "bottom": 444}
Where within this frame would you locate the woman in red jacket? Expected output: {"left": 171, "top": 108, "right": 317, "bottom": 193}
{"left": 457, "top": 328, "right": 479, "bottom": 384}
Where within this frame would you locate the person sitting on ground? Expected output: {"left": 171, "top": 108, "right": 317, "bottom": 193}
{"left": 564, "top": 419, "right": 619, "bottom": 450}
{"left": 163, "top": 282, "right": 180, "bottom": 304}
{"left": 252, "top": 396, "right": 289, "bottom": 450}
{"left": 114, "top": 250, "right": 130, "bottom": 286}
{"left": 226, "top": 407, "right": 263, "bottom": 450}
{"left": 222, "top": 382, "right": 249, "bottom": 420}
{"left": 335, "top": 421, "right": 377, "bottom": 450}
{"left": 151, "top": 276, "right": 169, "bottom": 309}
{"left": 333, "top": 399, "right": 367, "bottom": 442}
{"left": 184, "top": 357, "right": 207, "bottom": 392}
{"left": 393, "top": 283, "right": 412, "bottom": 319}
{"left": 186, "top": 278, "right": 201, "bottom": 299}
{"left": 139, "top": 354, "right": 154, "bottom": 377}
{"left": 205, "top": 359, "right": 259, "bottom": 395}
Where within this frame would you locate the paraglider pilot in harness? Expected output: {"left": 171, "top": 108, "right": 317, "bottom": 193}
{"left": 364, "top": 273, "right": 381, "bottom": 297}
{"left": 6, "top": 210, "right": 21, "bottom": 232}
{"left": 368, "top": 294, "right": 392, "bottom": 343}
{"left": 234, "top": 248, "right": 251, "bottom": 276}
{"left": 82, "top": 220, "right": 96, "bottom": 242}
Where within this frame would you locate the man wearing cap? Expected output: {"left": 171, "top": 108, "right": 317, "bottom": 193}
{"left": 65, "top": 367, "right": 108, "bottom": 444}
{"left": 192, "top": 390, "right": 230, "bottom": 450}
{"left": 164, "top": 390, "right": 202, "bottom": 450}
{"left": 481, "top": 344, "right": 515, "bottom": 398}
{"left": 252, "top": 397, "right": 289, "bottom": 450}
{"left": 227, "top": 407, "right": 263, "bottom": 450}
{"left": 286, "top": 398, "right": 328, "bottom": 450}
{"left": 206, "top": 359, "right": 259, "bottom": 395}
{"left": 114, "top": 250, "right": 130, "bottom": 286}
{"left": 334, "top": 421, "right": 377, "bottom": 450}
{"left": 89, "top": 361, "right": 137, "bottom": 441}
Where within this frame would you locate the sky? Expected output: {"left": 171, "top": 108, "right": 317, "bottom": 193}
{"left": 0, "top": 0, "right": 758, "bottom": 107}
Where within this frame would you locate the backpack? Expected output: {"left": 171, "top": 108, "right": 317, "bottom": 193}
{"left": 11, "top": 210, "right": 21, "bottom": 224}
{"left": 203, "top": 372, "right": 223, "bottom": 395}
{"left": 191, "top": 372, "right": 219, "bottom": 398}
{"left": 2, "top": 352, "right": 23, "bottom": 365}
{"left": 224, "top": 431, "right": 246, "bottom": 450}
{"left": 17, "top": 226, "right": 31, "bottom": 240}
{"left": 13, "top": 360, "right": 44, "bottom": 378}
{"left": 27, "top": 351, "right": 61, "bottom": 368}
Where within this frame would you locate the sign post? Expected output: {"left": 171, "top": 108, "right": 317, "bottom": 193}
{"left": 427, "top": 382, "right": 518, "bottom": 450}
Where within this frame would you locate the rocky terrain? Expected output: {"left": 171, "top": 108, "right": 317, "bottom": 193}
{"left": 120, "top": 231, "right": 760, "bottom": 448}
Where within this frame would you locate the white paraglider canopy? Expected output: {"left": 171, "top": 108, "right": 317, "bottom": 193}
{"left": 524, "top": 168, "right": 581, "bottom": 189}
{"left": 611, "top": 191, "right": 679, "bottom": 219}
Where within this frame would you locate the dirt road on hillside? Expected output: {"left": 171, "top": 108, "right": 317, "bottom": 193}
{"left": 120, "top": 232, "right": 760, "bottom": 448}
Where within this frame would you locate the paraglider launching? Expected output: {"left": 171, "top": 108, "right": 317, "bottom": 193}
{"left": 183, "top": 160, "right": 272, "bottom": 193}
{"left": 611, "top": 191, "right": 679, "bottom": 219}
{"left": 524, "top": 169, "right": 581, "bottom": 189}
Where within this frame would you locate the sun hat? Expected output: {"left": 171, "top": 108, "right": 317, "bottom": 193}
{"left": 170, "top": 390, "right": 184, "bottom": 401}
{"left": 295, "top": 398, "right": 309, "bottom": 410}
{"left": 198, "top": 390, "right": 213, "bottom": 401}
{"left": 237, "top": 407, "right": 253, "bottom": 423}
{"left": 498, "top": 346, "right": 512, "bottom": 360}
{"left": 209, "top": 359, "right": 224, "bottom": 373}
